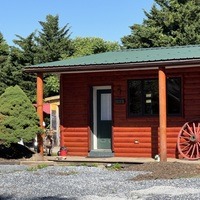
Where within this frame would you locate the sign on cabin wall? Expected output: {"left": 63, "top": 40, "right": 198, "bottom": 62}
{"left": 114, "top": 98, "right": 126, "bottom": 104}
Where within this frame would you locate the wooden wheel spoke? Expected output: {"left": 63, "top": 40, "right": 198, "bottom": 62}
{"left": 185, "top": 145, "right": 193, "bottom": 156}
{"left": 193, "top": 122, "right": 197, "bottom": 136}
{"left": 180, "top": 136, "right": 190, "bottom": 141}
{"left": 186, "top": 123, "right": 194, "bottom": 135}
{"left": 196, "top": 142, "right": 200, "bottom": 154}
{"left": 181, "top": 149, "right": 190, "bottom": 153}
{"left": 197, "top": 123, "right": 200, "bottom": 134}
{"left": 190, "top": 144, "right": 196, "bottom": 158}
{"left": 197, "top": 142, "right": 200, "bottom": 148}
{"left": 180, "top": 141, "right": 191, "bottom": 147}
{"left": 179, "top": 141, "right": 190, "bottom": 146}
{"left": 182, "top": 129, "right": 192, "bottom": 137}
{"left": 180, "top": 144, "right": 190, "bottom": 152}
{"left": 197, "top": 124, "right": 200, "bottom": 141}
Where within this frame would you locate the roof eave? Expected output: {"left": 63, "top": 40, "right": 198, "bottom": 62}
{"left": 23, "top": 59, "right": 200, "bottom": 74}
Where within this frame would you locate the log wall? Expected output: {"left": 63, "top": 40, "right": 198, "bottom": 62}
{"left": 60, "top": 67, "right": 200, "bottom": 158}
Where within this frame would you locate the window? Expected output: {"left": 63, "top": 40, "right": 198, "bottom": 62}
{"left": 128, "top": 77, "right": 181, "bottom": 116}
{"left": 167, "top": 78, "right": 182, "bottom": 115}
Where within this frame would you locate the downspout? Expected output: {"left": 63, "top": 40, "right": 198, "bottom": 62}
{"left": 37, "top": 73, "right": 44, "bottom": 154}
{"left": 158, "top": 67, "right": 167, "bottom": 161}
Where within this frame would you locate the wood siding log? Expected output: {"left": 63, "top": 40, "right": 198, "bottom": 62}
{"left": 61, "top": 127, "right": 89, "bottom": 156}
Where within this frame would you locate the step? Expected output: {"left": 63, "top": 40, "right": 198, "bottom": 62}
{"left": 88, "top": 149, "right": 114, "bottom": 158}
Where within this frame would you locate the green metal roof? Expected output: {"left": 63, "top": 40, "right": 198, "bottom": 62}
{"left": 25, "top": 45, "right": 200, "bottom": 73}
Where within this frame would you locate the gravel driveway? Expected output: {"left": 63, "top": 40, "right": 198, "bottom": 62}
{"left": 0, "top": 164, "right": 200, "bottom": 200}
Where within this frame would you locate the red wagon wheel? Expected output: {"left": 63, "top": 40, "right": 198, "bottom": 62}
{"left": 177, "top": 120, "right": 200, "bottom": 160}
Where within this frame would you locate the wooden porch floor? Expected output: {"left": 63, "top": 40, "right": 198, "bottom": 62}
{"left": 46, "top": 156, "right": 200, "bottom": 165}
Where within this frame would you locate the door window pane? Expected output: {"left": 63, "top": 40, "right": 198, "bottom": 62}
{"left": 101, "top": 93, "right": 111, "bottom": 120}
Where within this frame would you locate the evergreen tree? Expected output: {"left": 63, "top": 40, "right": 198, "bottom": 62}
{"left": 11, "top": 33, "right": 37, "bottom": 101}
{"left": 0, "top": 32, "right": 9, "bottom": 63}
{"left": 0, "top": 85, "right": 42, "bottom": 146}
{"left": 34, "top": 15, "right": 73, "bottom": 97}
{"left": 121, "top": 0, "right": 200, "bottom": 48}
{"left": 36, "top": 14, "right": 73, "bottom": 62}
{"left": 0, "top": 32, "right": 10, "bottom": 95}
{"left": 13, "top": 32, "right": 38, "bottom": 65}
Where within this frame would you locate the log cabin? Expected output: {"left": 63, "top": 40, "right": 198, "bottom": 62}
{"left": 24, "top": 45, "right": 200, "bottom": 161}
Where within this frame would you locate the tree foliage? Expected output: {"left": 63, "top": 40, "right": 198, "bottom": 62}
{"left": 36, "top": 14, "right": 73, "bottom": 62}
{"left": 0, "top": 32, "right": 9, "bottom": 63}
{"left": 13, "top": 32, "right": 38, "bottom": 65}
{"left": 68, "top": 37, "right": 120, "bottom": 58}
{"left": 0, "top": 85, "right": 42, "bottom": 146}
{"left": 10, "top": 33, "right": 37, "bottom": 101}
{"left": 0, "top": 32, "right": 10, "bottom": 95}
{"left": 8, "top": 15, "right": 73, "bottom": 99}
{"left": 44, "top": 75, "right": 60, "bottom": 97}
{"left": 121, "top": 0, "right": 200, "bottom": 48}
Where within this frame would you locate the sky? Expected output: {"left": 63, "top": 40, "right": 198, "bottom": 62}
{"left": 0, "top": 0, "right": 154, "bottom": 46}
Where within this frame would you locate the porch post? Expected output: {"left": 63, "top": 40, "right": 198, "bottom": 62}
{"left": 158, "top": 67, "right": 167, "bottom": 162}
{"left": 37, "top": 72, "right": 44, "bottom": 154}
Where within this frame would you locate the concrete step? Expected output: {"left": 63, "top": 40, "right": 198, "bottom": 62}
{"left": 88, "top": 149, "right": 114, "bottom": 158}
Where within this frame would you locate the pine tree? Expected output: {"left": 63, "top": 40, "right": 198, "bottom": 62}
{"left": 11, "top": 33, "right": 37, "bottom": 101}
{"left": 0, "top": 32, "right": 10, "bottom": 95}
{"left": 34, "top": 15, "right": 74, "bottom": 97}
{"left": 121, "top": 0, "right": 200, "bottom": 48}
{"left": 36, "top": 14, "right": 73, "bottom": 62}
{"left": 0, "top": 32, "right": 9, "bottom": 63}
{"left": 0, "top": 85, "right": 42, "bottom": 146}
{"left": 13, "top": 32, "right": 38, "bottom": 65}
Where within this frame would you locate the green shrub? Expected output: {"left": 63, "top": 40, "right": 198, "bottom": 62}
{"left": 109, "top": 163, "right": 122, "bottom": 170}
{"left": 0, "top": 85, "right": 42, "bottom": 146}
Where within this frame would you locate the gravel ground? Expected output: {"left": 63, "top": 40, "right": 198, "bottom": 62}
{"left": 0, "top": 164, "right": 200, "bottom": 200}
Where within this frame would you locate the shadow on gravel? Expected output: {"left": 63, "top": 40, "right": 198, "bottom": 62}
{"left": 0, "top": 195, "right": 15, "bottom": 199}
{"left": 34, "top": 197, "right": 78, "bottom": 200}
{"left": 0, "top": 195, "right": 78, "bottom": 200}
{"left": 0, "top": 143, "right": 34, "bottom": 159}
